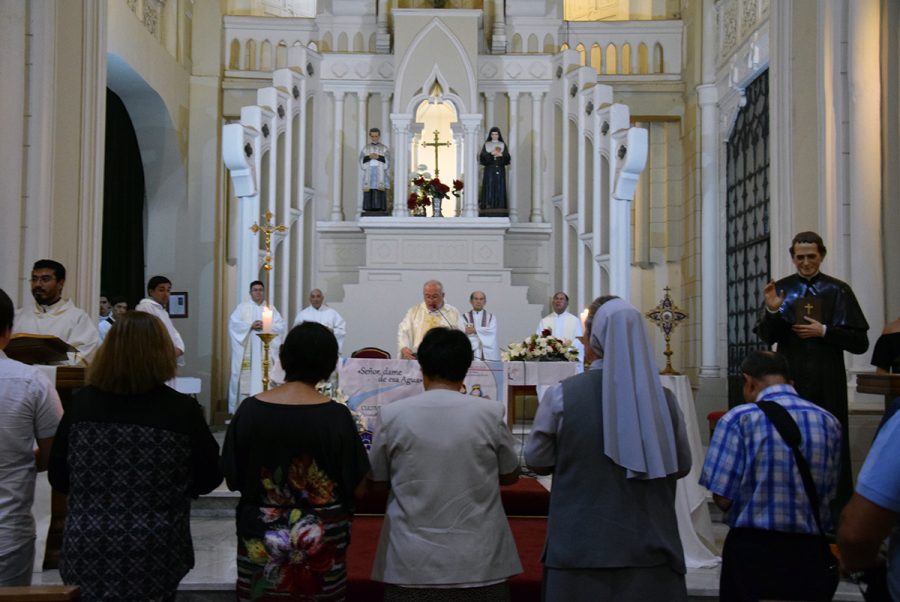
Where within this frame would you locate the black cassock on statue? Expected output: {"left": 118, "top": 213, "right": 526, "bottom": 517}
{"left": 479, "top": 144, "right": 510, "bottom": 214}
{"left": 754, "top": 272, "right": 869, "bottom": 512}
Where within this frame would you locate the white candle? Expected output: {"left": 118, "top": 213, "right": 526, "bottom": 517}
{"left": 580, "top": 307, "right": 590, "bottom": 329}
{"left": 261, "top": 305, "right": 273, "bottom": 333}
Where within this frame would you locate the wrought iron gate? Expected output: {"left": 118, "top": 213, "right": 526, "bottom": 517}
{"left": 725, "top": 71, "right": 770, "bottom": 406}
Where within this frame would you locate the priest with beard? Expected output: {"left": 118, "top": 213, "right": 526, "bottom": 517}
{"left": 754, "top": 231, "right": 868, "bottom": 513}
{"left": 14, "top": 259, "right": 99, "bottom": 365}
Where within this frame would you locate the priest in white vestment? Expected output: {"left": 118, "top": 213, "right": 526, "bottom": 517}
{"left": 536, "top": 291, "right": 584, "bottom": 364}
{"left": 460, "top": 290, "right": 500, "bottom": 361}
{"left": 398, "top": 280, "right": 461, "bottom": 359}
{"left": 228, "top": 280, "right": 285, "bottom": 413}
{"left": 135, "top": 275, "right": 185, "bottom": 366}
{"left": 13, "top": 260, "right": 99, "bottom": 365}
{"left": 292, "top": 289, "right": 346, "bottom": 354}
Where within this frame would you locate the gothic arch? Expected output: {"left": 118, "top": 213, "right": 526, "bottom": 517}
{"left": 394, "top": 17, "right": 477, "bottom": 114}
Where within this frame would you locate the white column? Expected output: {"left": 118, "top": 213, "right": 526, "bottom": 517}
{"left": 507, "top": 91, "right": 520, "bottom": 221}
{"left": 698, "top": 84, "right": 720, "bottom": 377}
{"left": 375, "top": 0, "right": 390, "bottom": 54}
{"left": 391, "top": 114, "right": 411, "bottom": 216}
{"left": 460, "top": 114, "right": 482, "bottom": 217}
{"left": 591, "top": 110, "right": 602, "bottom": 298}
{"left": 575, "top": 95, "right": 586, "bottom": 306}
{"left": 491, "top": 0, "right": 507, "bottom": 54}
{"left": 698, "top": 0, "right": 721, "bottom": 378}
{"left": 294, "top": 79, "right": 309, "bottom": 318}
{"left": 380, "top": 93, "right": 391, "bottom": 146}
{"left": 0, "top": 1, "right": 26, "bottom": 296}
{"left": 484, "top": 91, "right": 496, "bottom": 128}
{"left": 847, "top": 0, "right": 884, "bottom": 371}
{"left": 357, "top": 91, "right": 369, "bottom": 218}
{"left": 279, "top": 92, "right": 294, "bottom": 316}
{"left": 530, "top": 91, "right": 544, "bottom": 223}
{"left": 331, "top": 91, "right": 345, "bottom": 221}
{"left": 74, "top": 0, "right": 107, "bottom": 312}
{"left": 560, "top": 77, "right": 571, "bottom": 295}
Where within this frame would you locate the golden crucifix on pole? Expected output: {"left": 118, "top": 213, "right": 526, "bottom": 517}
{"left": 249, "top": 210, "right": 287, "bottom": 391}
{"left": 421, "top": 130, "right": 452, "bottom": 177}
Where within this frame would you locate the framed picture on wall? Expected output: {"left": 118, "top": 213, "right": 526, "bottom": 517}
{"left": 168, "top": 292, "right": 189, "bottom": 318}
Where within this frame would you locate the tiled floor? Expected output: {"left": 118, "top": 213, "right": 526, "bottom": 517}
{"left": 29, "top": 471, "right": 865, "bottom": 601}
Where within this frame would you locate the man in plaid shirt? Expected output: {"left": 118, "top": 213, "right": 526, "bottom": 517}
{"left": 701, "top": 350, "right": 842, "bottom": 600}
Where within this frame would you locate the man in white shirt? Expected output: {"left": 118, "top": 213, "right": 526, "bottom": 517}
{"left": 228, "top": 280, "right": 285, "bottom": 412}
{"left": 460, "top": 291, "right": 500, "bottom": 361}
{"left": 0, "top": 288, "right": 63, "bottom": 586}
{"left": 536, "top": 291, "right": 584, "bottom": 364}
{"left": 135, "top": 275, "right": 185, "bottom": 366}
{"left": 398, "top": 280, "right": 461, "bottom": 360}
{"left": 13, "top": 259, "right": 100, "bottom": 365}
{"left": 293, "top": 289, "right": 346, "bottom": 354}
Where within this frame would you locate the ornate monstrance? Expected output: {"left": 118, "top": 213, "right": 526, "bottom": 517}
{"left": 645, "top": 287, "right": 688, "bottom": 375}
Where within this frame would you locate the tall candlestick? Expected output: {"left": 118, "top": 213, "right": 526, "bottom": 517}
{"left": 261, "top": 305, "right": 273, "bottom": 333}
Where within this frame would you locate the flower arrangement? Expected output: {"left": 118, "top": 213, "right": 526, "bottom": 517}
{"left": 407, "top": 167, "right": 463, "bottom": 216}
{"left": 501, "top": 329, "right": 579, "bottom": 362}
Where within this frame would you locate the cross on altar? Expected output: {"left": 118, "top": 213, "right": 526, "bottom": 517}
{"left": 422, "top": 129, "right": 452, "bottom": 177}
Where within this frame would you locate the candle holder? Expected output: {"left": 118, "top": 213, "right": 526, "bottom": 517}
{"left": 255, "top": 332, "right": 278, "bottom": 391}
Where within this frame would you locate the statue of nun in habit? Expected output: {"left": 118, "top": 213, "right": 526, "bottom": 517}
{"left": 479, "top": 127, "right": 511, "bottom": 216}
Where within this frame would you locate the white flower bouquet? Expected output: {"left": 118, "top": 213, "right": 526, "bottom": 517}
{"left": 501, "top": 329, "right": 579, "bottom": 362}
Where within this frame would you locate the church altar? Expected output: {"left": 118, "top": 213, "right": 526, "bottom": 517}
{"left": 335, "top": 358, "right": 577, "bottom": 435}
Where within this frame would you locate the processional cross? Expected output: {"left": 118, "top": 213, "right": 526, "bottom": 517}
{"left": 645, "top": 287, "right": 689, "bottom": 375}
{"left": 422, "top": 130, "right": 452, "bottom": 177}
{"left": 249, "top": 210, "right": 288, "bottom": 391}
{"left": 250, "top": 210, "right": 288, "bottom": 288}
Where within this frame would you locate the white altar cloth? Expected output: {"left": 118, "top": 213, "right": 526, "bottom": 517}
{"left": 661, "top": 374, "right": 721, "bottom": 568}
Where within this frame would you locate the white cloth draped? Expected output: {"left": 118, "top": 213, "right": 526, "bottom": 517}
{"left": 460, "top": 309, "right": 499, "bottom": 361}
{"left": 228, "top": 300, "right": 285, "bottom": 413}
{"left": 292, "top": 305, "right": 346, "bottom": 353}
{"left": 135, "top": 297, "right": 186, "bottom": 366}
{"left": 13, "top": 298, "right": 100, "bottom": 365}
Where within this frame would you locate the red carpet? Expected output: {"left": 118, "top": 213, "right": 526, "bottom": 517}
{"left": 348, "top": 477, "right": 550, "bottom": 600}
{"left": 347, "top": 516, "right": 547, "bottom": 601}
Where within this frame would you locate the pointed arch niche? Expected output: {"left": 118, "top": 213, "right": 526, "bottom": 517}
{"left": 412, "top": 97, "right": 460, "bottom": 216}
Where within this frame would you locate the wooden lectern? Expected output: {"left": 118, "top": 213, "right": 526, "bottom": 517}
{"left": 857, "top": 373, "right": 900, "bottom": 413}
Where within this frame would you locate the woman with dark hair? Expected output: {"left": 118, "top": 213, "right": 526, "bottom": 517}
{"left": 479, "top": 126, "right": 511, "bottom": 215}
{"left": 48, "top": 311, "right": 222, "bottom": 601}
{"left": 525, "top": 297, "right": 692, "bottom": 601}
{"left": 222, "top": 321, "right": 370, "bottom": 601}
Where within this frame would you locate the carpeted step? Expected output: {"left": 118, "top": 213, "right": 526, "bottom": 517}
{"left": 355, "top": 476, "right": 550, "bottom": 517}
{"left": 347, "top": 516, "right": 547, "bottom": 601}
